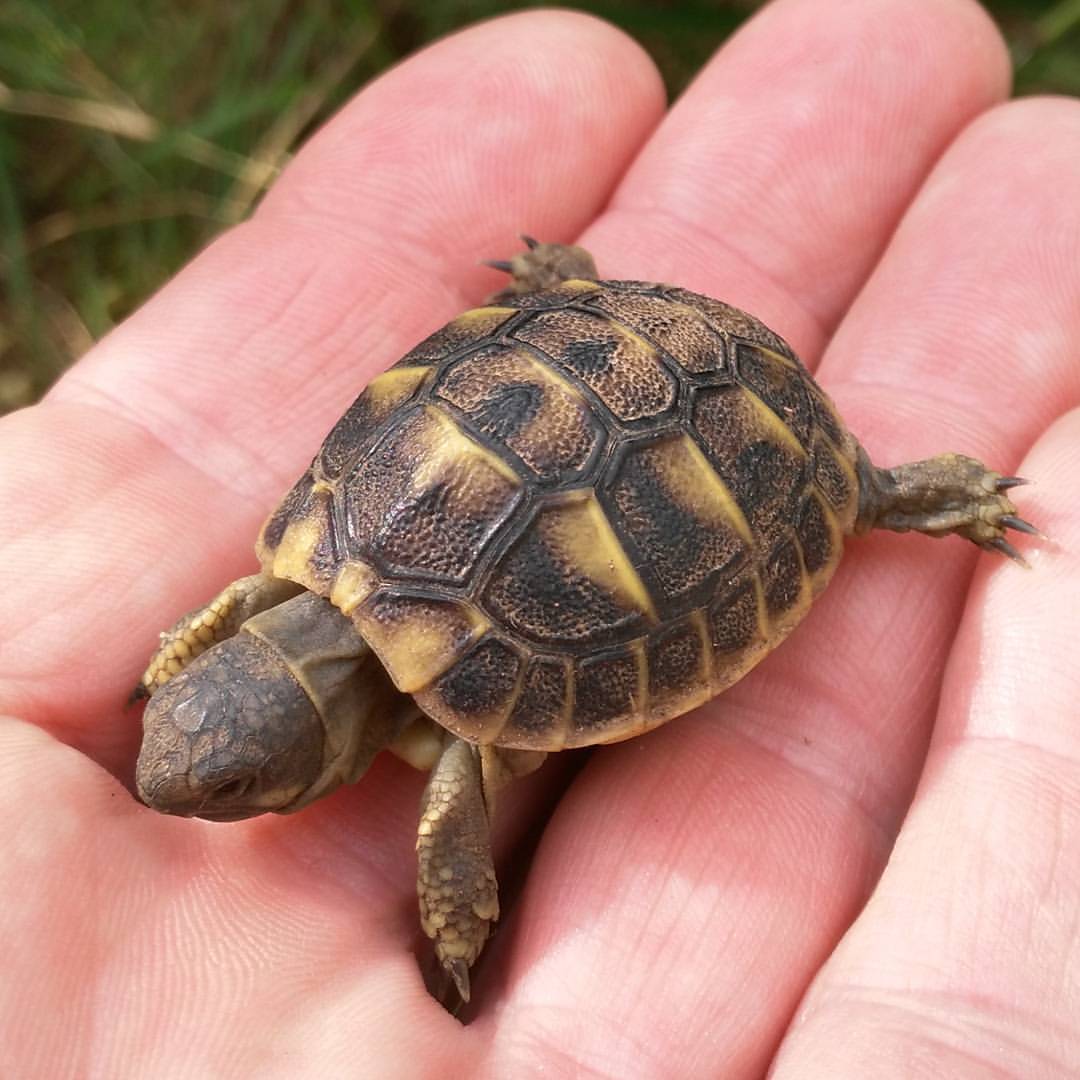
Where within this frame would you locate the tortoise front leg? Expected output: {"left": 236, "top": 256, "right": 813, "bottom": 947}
{"left": 137, "top": 573, "right": 302, "bottom": 697}
{"left": 416, "top": 736, "right": 545, "bottom": 1002}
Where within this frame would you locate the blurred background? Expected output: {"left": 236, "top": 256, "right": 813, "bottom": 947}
{"left": 2, "top": 0, "right": 1078, "bottom": 413}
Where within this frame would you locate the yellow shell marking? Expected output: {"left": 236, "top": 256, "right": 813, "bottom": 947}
{"left": 546, "top": 492, "right": 657, "bottom": 623}
{"left": 761, "top": 345, "right": 800, "bottom": 370}
{"left": 364, "top": 365, "right": 432, "bottom": 406}
{"left": 740, "top": 384, "right": 807, "bottom": 458}
{"left": 270, "top": 515, "right": 325, "bottom": 588}
{"left": 329, "top": 559, "right": 379, "bottom": 615}
{"left": 690, "top": 609, "right": 714, "bottom": 687}
{"left": 751, "top": 573, "right": 770, "bottom": 641}
{"left": 420, "top": 405, "right": 523, "bottom": 488}
{"left": 515, "top": 346, "right": 586, "bottom": 397}
{"left": 357, "top": 600, "right": 490, "bottom": 695}
{"left": 452, "top": 305, "right": 517, "bottom": 324}
{"left": 652, "top": 434, "right": 754, "bottom": 545}
{"left": 390, "top": 714, "right": 445, "bottom": 771}
{"left": 812, "top": 498, "right": 844, "bottom": 593}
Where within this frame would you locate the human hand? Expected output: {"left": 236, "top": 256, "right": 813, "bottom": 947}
{"left": 2, "top": 1, "right": 1078, "bottom": 1074}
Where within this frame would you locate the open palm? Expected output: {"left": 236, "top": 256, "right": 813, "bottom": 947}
{"left": 3, "top": 2, "right": 1079, "bottom": 1075}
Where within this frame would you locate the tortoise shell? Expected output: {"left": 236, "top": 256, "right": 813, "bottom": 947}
{"left": 257, "top": 278, "right": 860, "bottom": 751}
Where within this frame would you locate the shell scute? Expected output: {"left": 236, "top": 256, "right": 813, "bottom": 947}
{"left": 399, "top": 306, "right": 516, "bottom": 365}
{"left": 433, "top": 344, "right": 604, "bottom": 484}
{"left": 500, "top": 656, "right": 571, "bottom": 749}
{"left": 797, "top": 494, "right": 837, "bottom": 578}
{"left": 690, "top": 385, "right": 808, "bottom": 543}
{"left": 567, "top": 646, "right": 644, "bottom": 747}
{"left": 762, "top": 539, "right": 807, "bottom": 621}
{"left": 260, "top": 467, "right": 315, "bottom": 556}
{"left": 317, "top": 366, "right": 431, "bottom": 481}
{"left": 422, "top": 636, "right": 523, "bottom": 743}
{"left": 812, "top": 433, "right": 857, "bottom": 517}
{"left": 604, "top": 433, "right": 747, "bottom": 603}
{"left": 584, "top": 289, "right": 729, "bottom": 376}
{"left": 344, "top": 406, "right": 523, "bottom": 585}
{"left": 665, "top": 288, "right": 796, "bottom": 360}
{"left": 482, "top": 494, "right": 654, "bottom": 647}
{"left": 733, "top": 342, "right": 814, "bottom": 448}
{"left": 709, "top": 582, "right": 765, "bottom": 659}
{"left": 512, "top": 308, "right": 678, "bottom": 422}
{"left": 646, "top": 615, "right": 711, "bottom": 719}
{"left": 353, "top": 590, "right": 486, "bottom": 695}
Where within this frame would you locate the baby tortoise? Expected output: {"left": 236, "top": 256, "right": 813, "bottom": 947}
{"left": 135, "top": 238, "right": 1037, "bottom": 1002}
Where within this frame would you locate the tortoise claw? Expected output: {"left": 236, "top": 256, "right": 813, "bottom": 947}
{"left": 482, "top": 259, "right": 514, "bottom": 274}
{"left": 984, "top": 536, "right": 1030, "bottom": 568}
{"left": 127, "top": 682, "right": 150, "bottom": 706}
{"left": 1000, "top": 514, "right": 1044, "bottom": 539}
{"left": 520, "top": 233, "right": 539, "bottom": 249}
{"left": 995, "top": 476, "right": 1028, "bottom": 491}
{"left": 445, "top": 957, "right": 471, "bottom": 1003}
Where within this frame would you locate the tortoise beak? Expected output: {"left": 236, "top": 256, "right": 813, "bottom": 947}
{"left": 137, "top": 770, "right": 260, "bottom": 821}
{"left": 136, "top": 770, "right": 201, "bottom": 816}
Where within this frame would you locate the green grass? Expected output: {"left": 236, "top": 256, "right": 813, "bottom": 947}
{"left": 2, "top": 0, "right": 1078, "bottom": 412}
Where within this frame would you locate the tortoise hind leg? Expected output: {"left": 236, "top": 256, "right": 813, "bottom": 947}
{"left": 485, "top": 234, "right": 597, "bottom": 300}
{"left": 416, "top": 736, "right": 545, "bottom": 1002}
{"left": 853, "top": 448, "right": 1041, "bottom": 564}
{"left": 136, "top": 573, "right": 302, "bottom": 698}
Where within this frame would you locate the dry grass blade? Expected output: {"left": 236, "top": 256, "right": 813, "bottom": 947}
{"left": 25, "top": 194, "right": 248, "bottom": 252}
{"left": 0, "top": 81, "right": 275, "bottom": 180}
{"left": 0, "top": 82, "right": 157, "bottom": 140}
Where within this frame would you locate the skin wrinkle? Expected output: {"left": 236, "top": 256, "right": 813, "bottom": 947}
{"left": 260, "top": 13, "right": 665, "bottom": 236}
{"left": 935, "top": 731, "right": 1080, "bottom": 782}
{"left": 725, "top": 707, "right": 902, "bottom": 851}
{"left": 821, "top": 97, "right": 1080, "bottom": 398}
{"left": 490, "top": 1012, "right": 658, "bottom": 1080}
{"left": 53, "top": 241, "right": 335, "bottom": 503}
{"left": 784, "top": 986, "right": 1077, "bottom": 1077}
{"left": 699, "top": 714, "right": 897, "bottom": 858}
{"left": 51, "top": 379, "right": 281, "bottom": 507}
{"left": 0, "top": 400, "right": 257, "bottom": 752}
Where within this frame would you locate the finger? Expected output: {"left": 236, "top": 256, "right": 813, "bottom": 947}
{"left": 585, "top": 0, "right": 1009, "bottom": 360}
{"left": 487, "top": 0, "right": 1014, "bottom": 1071}
{"left": 798, "top": 95, "right": 1080, "bottom": 826}
{"left": 772, "top": 409, "right": 1080, "bottom": 1077}
{"left": 0, "top": 11, "right": 664, "bottom": 767}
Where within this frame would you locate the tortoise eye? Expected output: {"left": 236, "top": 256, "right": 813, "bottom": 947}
{"left": 213, "top": 776, "right": 254, "bottom": 799}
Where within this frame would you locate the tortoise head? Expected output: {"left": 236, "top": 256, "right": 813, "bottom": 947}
{"left": 135, "top": 631, "right": 331, "bottom": 821}
{"left": 136, "top": 590, "right": 399, "bottom": 821}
